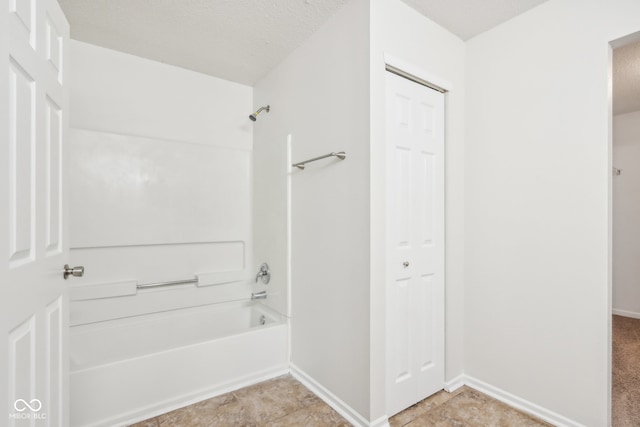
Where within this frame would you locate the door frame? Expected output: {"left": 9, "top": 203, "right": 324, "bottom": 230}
{"left": 608, "top": 29, "right": 640, "bottom": 426}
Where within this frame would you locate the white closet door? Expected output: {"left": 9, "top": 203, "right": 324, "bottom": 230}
{"left": 385, "top": 70, "right": 445, "bottom": 417}
{"left": 0, "top": 1, "right": 70, "bottom": 425}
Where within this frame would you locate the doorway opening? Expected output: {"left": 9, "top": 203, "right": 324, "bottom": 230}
{"left": 610, "top": 30, "right": 640, "bottom": 427}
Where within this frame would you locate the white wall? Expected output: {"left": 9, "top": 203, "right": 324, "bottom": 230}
{"left": 613, "top": 110, "right": 640, "bottom": 318}
{"left": 70, "top": 40, "right": 252, "bottom": 149}
{"left": 254, "top": 0, "right": 371, "bottom": 420}
{"left": 369, "top": 0, "right": 466, "bottom": 420}
{"left": 69, "top": 41, "right": 254, "bottom": 323}
{"left": 465, "top": 1, "right": 640, "bottom": 425}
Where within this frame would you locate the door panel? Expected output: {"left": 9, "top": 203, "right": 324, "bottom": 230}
{"left": 1, "top": 0, "right": 70, "bottom": 425}
{"left": 9, "top": 0, "right": 36, "bottom": 48}
{"left": 416, "top": 274, "right": 435, "bottom": 370}
{"left": 8, "top": 58, "right": 36, "bottom": 266}
{"left": 386, "top": 70, "right": 445, "bottom": 416}
{"left": 388, "top": 278, "right": 411, "bottom": 383}
{"left": 45, "top": 96, "right": 63, "bottom": 255}
{"left": 8, "top": 316, "right": 36, "bottom": 417}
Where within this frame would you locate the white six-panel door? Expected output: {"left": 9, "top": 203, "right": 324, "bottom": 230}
{"left": 1, "top": 0, "right": 70, "bottom": 425}
{"left": 385, "top": 70, "right": 445, "bottom": 416}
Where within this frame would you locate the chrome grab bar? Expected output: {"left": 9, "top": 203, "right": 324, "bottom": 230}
{"left": 136, "top": 278, "right": 197, "bottom": 289}
{"left": 136, "top": 276, "right": 263, "bottom": 302}
{"left": 292, "top": 151, "right": 346, "bottom": 170}
{"left": 136, "top": 270, "right": 251, "bottom": 291}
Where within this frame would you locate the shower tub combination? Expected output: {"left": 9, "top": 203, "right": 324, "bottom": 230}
{"left": 70, "top": 300, "right": 288, "bottom": 427}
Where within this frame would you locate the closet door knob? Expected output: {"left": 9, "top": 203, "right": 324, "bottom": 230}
{"left": 403, "top": 261, "right": 410, "bottom": 268}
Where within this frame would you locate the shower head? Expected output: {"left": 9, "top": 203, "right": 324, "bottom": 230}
{"left": 249, "top": 105, "right": 270, "bottom": 121}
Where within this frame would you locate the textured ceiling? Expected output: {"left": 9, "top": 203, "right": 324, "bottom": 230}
{"left": 399, "top": 0, "right": 549, "bottom": 41}
{"left": 58, "top": 0, "right": 349, "bottom": 85}
{"left": 58, "top": 0, "right": 556, "bottom": 86}
{"left": 613, "top": 40, "right": 640, "bottom": 116}
{"left": 58, "top": 1, "right": 639, "bottom": 107}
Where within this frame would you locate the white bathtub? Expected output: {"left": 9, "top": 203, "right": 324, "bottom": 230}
{"left": 70, "top": 300, "right": 288, "bottom": 427}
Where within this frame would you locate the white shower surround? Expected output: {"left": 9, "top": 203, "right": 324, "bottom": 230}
{"left": 67, "top": 40, "right": 293, "bottom": 427}
{"left": 69, "top": 301, "right": 288, "bottom": 427}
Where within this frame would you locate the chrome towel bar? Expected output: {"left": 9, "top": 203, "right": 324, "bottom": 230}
{"left": 292, "top": 151, "right": 346, "bottom": 170}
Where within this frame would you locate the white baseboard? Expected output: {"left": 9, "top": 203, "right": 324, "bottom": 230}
{"left": 444, "top": 374, "right": 465, "bottom": 393}
{"left": 119, "top": 366, "right": 289, "bottom": 427}
{"left": 113, "top": 366, "right": 586, "bottom": 427}
{"left": 370, "top": 416, "right": 391, "bottom": 427}
{"left": 290, "top": 363, "right": 387, "bottom": 427}
{"left": 613, "top": 308, "right": 640, "bottom": 319}
{"left": 462, "top": 375, "right": 585, "bottom": 427}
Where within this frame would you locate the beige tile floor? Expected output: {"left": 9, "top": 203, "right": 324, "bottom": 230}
{"left": 129, "top": 374, "right": 552, "bottom": 427}
{"left": 388, "top": 387, "right": 551, "bottom": 427}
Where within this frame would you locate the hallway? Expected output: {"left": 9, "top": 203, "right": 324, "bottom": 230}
{"left": 613, "top": 315, "right": 640, "bottom": 426}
